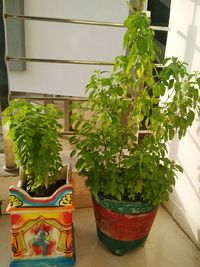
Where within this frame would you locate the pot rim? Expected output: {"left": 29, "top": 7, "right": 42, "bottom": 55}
{"left": 93, "top": 194, "right": 158, "bottom": 214}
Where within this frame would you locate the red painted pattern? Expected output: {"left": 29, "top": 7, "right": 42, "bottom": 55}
{"left": 62, "top": 212, "right": 72, "bottom": 224}
{"left": 93, "top": 199, "right": 158, "bottom": 241}
{"left": 31, "top": 239, "right": 56, "bottom": 256}
{"left": 11, "top": 214, "right": 22, "bottom": 225}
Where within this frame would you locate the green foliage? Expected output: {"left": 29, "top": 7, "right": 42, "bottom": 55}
{"left": 3, "top": 99, "right": 63, "bottom": 194}
{"left": 70, "top": 9, "right": 200, "bottom": 205}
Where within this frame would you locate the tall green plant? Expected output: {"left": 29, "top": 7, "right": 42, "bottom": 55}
{"left": 70, "top": 10, "right": 200, "bottom": 205}
{"left": 3, "top": 99, "right": 63, "bottom": 194}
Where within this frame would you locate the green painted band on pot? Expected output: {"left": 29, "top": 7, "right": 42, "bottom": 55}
{"left": 94, "top": 194, "right": 157, "bottom": 214}
{"left": 97, "top": 227, "right": 147, "bottom": 256}
{"left": 10, "top": 256, "right": 76, "bottom": 267}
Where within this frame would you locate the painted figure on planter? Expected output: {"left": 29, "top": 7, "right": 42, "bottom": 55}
{"left": 30, "top": 222, "right": 56, "bottom": 256}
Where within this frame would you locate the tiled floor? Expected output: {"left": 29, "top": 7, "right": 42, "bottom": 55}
{"left": 0, "top": 207, "right": 199, "bottom": 267}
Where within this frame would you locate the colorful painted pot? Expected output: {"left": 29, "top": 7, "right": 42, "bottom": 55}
{"left": 92, "top": 195, "right": 158, "bottom": 256}
{"left": 7, "top": 168, "right": 76, "bottom": 267}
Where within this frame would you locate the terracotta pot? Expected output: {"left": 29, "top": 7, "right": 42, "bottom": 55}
{"left": 92, "top": 195, "right": 158, "bottom": 255}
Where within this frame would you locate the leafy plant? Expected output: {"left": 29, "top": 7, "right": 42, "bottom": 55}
{"left": 70, "top": 9, "right": 200, "bottom": 205}
{"left": 3, "top": 99, "right": 63, "bottom": 194}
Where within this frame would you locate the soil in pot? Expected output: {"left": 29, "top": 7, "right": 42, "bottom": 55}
{"left": 24, "top": 179, "right": 66, "bottom": 197}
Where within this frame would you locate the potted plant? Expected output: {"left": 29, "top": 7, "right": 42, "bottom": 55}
{"left": 69, "top": 6, "right": 200, "bottom": 255}
{"left": 3, "top": 99, "right": 76, "bottom": 266}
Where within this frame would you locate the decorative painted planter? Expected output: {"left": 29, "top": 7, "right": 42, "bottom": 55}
{"left": 7, "top": 171, "right": 76, "bottom": 266}
{"left": 92, "top": 195, "right": 158, "bottom": 255}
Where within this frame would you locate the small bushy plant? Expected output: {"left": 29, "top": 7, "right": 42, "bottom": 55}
{"left": 3, "top": 99, "right": 63, "bottom": 195}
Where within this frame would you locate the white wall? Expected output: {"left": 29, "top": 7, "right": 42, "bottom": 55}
{"left": 6, "top": 0, "right": 128, "bottom": 96}
{"left": 165, "top": 0, "right": 200, "bottom": 249}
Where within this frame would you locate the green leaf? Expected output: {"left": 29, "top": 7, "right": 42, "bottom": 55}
{"left": 115, "top": 87, "right": 124, "bottom": 96}
{"left": 76, "top": 158, "right": 85, "bottom": 171}
{"left": 70, "top": 149, "right": 77, "bottom": 158}
{"left": 187, "top": 110, "right": 195, "bottom": 125}
{"left": 160, "top": 84, "right": 166, "bottom": 96}
{"left": 175, "top": 164, "right": 183, "bottom": 173}
{"left": 69, "top": 135, "right": 76, "bottom": 144}
{"left": 137, "top": 37, "right": 147, "bottom": 55}
{"left": 134, "top": 179, "right": 144, "bottom": 193}
{"left": 153, "top": 85, "right": 160, "bottom": 97}
{"left": 74, "top": 121, "right": 81, "bottom": 130}
{"left": 118, "top": 184, "right": 125, "bottom": 194}
{"left": 180, "top": 67, "right": 185, "bottom": 78}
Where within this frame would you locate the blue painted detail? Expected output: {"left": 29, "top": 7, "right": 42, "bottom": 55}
{"left": 9, "top": 186, "right": 73, "bottom": 207}
{"left": 10, "top": 255, "right": 76, "bottom": 267}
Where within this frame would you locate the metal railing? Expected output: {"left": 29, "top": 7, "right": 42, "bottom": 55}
{"left": 6, "top": 56, "right": 164, "bottom": 68}
{"left": 4, "top": 13, "right": 170, "bottom": 32}
{"left": 4, "top": 10, "right": 167, "bottom": 135}
{"left": 4, "top": 12, "right": 167, "bottom": 67}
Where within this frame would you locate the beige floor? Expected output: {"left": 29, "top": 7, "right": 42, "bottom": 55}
{"left": 0, "top": 206, "right": 199, "bottom": 267}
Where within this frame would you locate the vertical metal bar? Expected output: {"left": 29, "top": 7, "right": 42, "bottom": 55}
{"left": 4, "top": 0, "right": 26, "bottom": 71}
{"left": 0, "top": 0, "right": 8, "bottom": 153}
{"left": 64, "top": 100, "right": 72, "bottom": 132}
{"left": 0, "top": 0, "right": 9, "bottom": 112}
